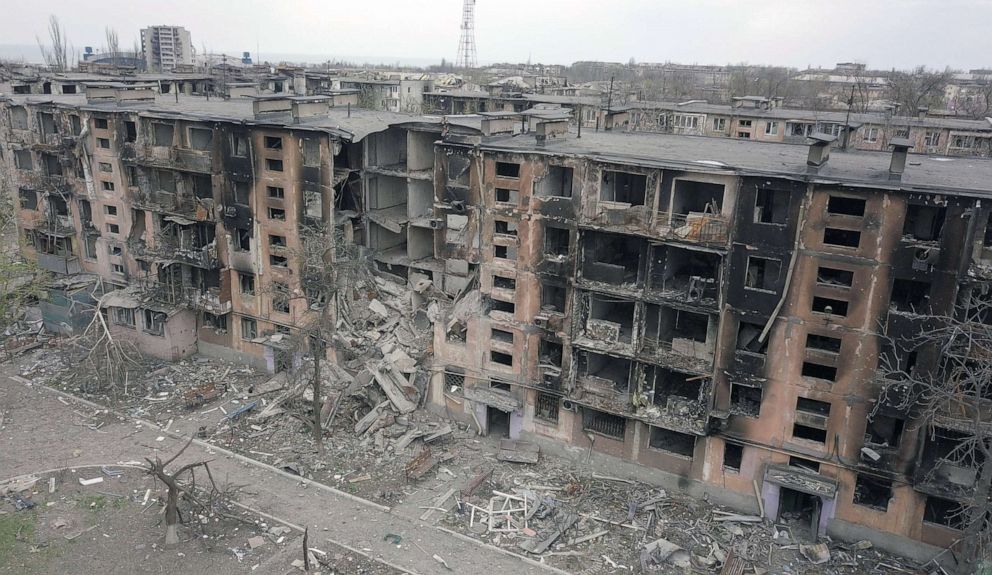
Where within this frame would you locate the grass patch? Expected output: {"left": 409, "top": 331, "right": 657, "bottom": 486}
{"left": 0, "top": 512, "right": 37, "bottom": 565}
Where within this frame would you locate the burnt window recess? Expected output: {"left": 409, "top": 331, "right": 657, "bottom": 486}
{"left": 99, "top": 162, "right": 113, "bottom": 173}
{"left": 541, "top": 284, "right": 567, "bottom": 313}
{"left": 812, "top": 296, "right": 849, "bottom": 317}
{"left": 13, "top": 149, "right": 32, "bottom": 171}
{"left": 269, "top": 235, "right": 287, "bottom": 247}
{"left": 235, "top": 228, "right": 251, "bottom": 251}
{"left": 866, "top": 414, "right": 904, "bottom": 446}
{"left": 79, "top": 200, "right": 93, "bottom": 222}
{"left": 535, "top": 393, "right": 560, "bottom": 423}
{"left": 69, "top": 115, "right": 81, "bottom": 135}
{"left": 234, "top": 181, "right": 251, "bottom": 205}
{"left": 94, "top": 117, "right": 109, "bottom": 130}
{"left": 853, "top": 475, "right": 892, "bottom": 511}
{"left": 585, "top": 294, "right": 636, "bottom": 344}
{"left": 536, "top": 166, "right": 574, "bottom": 198}
{"left": 578, "top": 351, "right": 631, "bottom": 396}
{"left": 827, "top": 196, "right": 866, "bottom": 217}
{"left": 491, "top": 327, "right": 514, "bottom": 344}
{"left": 126, "top": 166, "right": 138, "bottom": 187}
{"left": 582, "top": 231, "right": 644, "bottom": 286}
{"left": 50, "top": 196, "right": 69, "bottom": 217}
{"left": 266, "top": 159, "right": 284, "bottom": 172}
{"left": 124, "top": 121, "right": 137, "bottom": 143}
{"left": 37, "top": 112, "right": 56, "bottom": 135}
{"left": 490, "top": 379, "right": 512, "bottom": 391}
{"left": 42, "top": 153, "right": 62, "bottom": 176}
{"left": 539, "top": 339, "right": 563, "bottom": 368}
{"left": 495, "top": 161, "right": 520, "bottom": 178}
{"left": 302, "top": 139, "right": 320, "bottom": 167}
{"left": 724, "top": 442, "right": 744, "bottom": 472}
{"left": 491, "top": 299, "right": 515, "bottom": 315}
{"left": 231, "top": 135, "right": 249, "bottom": 157}
{"left": 264, "top": 136, "right": 283, "bottom": 150}
{"left": 924, "top": 496, "right": 966, "bottom": 530}
{"left": 744, "top": 256, "right": 781, "bottom": 291}
{"left": 143, "top": 309, "right": 166, "bottom": 336}
{"left": 446, "top": 320, "right": 467, "bottom": 343}
{"left": 649, "top": 427, "right": 696, "bottom": 457}
{"left": 754, "top": 188, "right": 790, "bottom": 224}
{"left": 823, "top": 228, "right": 862, "bottom": 248}
{"left": 267, "top": 186, "right": 285, "bottom": 198}
{"left": 494, "top": 219, "right": 518, "bottom": 236}
{"left": 801, "top": 361, "right": 837, "bottom": 382}
{"left": 108, "top": 245, "right": 122, "bottom": 256}
{"left": 544, "top": 225, "right": 570, "bottom": 256}
{"left": 97, "top": 138, "right": 111, "bottom": 149}
{"left": 672, "top": 180, "right": 724, "bottom": 217}
{"left": 903, "top": 204, "right": 945, "bottom": 242}
{"left": 643, "top": 305, "right": 709, "bottom": 352}
{"left": 890, "top": 279, "right": 931, "bottom": 313}
{"left": 730, "top": 383, "right": 762, "bottom": 416}
{"left": 816, "top": 266, "right": 854, "bottom": 288}
{"left": 203, "top": 312, "right": 228, "bottom": 331}
{"left": 153, "top": 169, "right": 177, "bottom": 193}
{"left": 106, "top": 223, "right": 120, "bottom": 234}
{"left": 793, "top": 397, "right": 831, "bottom": 443}
{"left": 268, "top": 208, "right": 286, "bottom": 221}
{"left": 582, "top": 408, "right": 626, "bottom": 439}
{"left": 240, "top": 317, "right": 257, "bottom": 340}
{"left": 601, "top": 170, "right": 647, "bottom": 205}
{"left": 789, "top": 456, "right": 821, "bottom": 472}
{"left": 494, "top": 244, "right": 518, "bottom": 260}
{"left": 193, "top": 175, "right": 212, "bottom": 199}
{"left": 239, "top": 273, "right": 256, "bottom": 295}
{"left": 18, "top": 189, "right": 37, "bottom": 210}
{"left": 648, "top": 366, "right": 701, "bottom": 406}
{"left": 270, "top": 254, "right": 288, "bottom": 268}
{"left": 495, "top": 188, "right": 519, "bottom": 204}
{"left": 490, "top": 350, "right": 513, "bottom": 366}
{"left": 444, "top": 368, "right": 465, "bottom": 390}
{"left": 189, "top": 128, "right": 213, "bottom": 151}
{"left": 806, "top": 333, "right": 841, "bottom": 354}
{"left": 153, "top": 123, "right": 174, "bottom": 147}
{"left": 493, "top": 275, "right": 516, "bottom": 290}
{"left": 737, "top": 320, "right": 769, "bottom": 354}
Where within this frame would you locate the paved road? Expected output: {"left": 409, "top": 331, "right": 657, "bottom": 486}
{"left": 0, "top": 374, "right": 565, "bottom": 575}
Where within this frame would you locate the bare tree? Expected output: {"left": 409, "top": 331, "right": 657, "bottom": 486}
{"left": 145, "top": 437, "right": 214, "bottom": 546}
{"left": 886, "top": 66, "right": 953, "bottom": 116}
{"left": 104, "top": 27, "right": 120, "bottom": 67}
{"left": 875, "top": 288, "right": 992, "bottom": 566}
{"left": 36, "top": 15, "right": 70, "bottom": 72}
{"left": 953, "top": 74, "right": 992, "bottom": 120}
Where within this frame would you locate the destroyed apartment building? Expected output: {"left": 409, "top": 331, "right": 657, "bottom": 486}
{"left": 3, "top": 87, "right": 992, "bottom": 562}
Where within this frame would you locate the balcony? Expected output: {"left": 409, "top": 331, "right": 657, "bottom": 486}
{"left": 130, "top": 238, "right": 218, "bottom": 269}
{"left": 187, "top": 287, "right": 232, "bottom": 314}
{"left": 36, "top": 215, "right": 76, "bottom": 237}
{"left": 640, "top": 337, "right": 714, "bottom": 373}
{"left": 658, "top": 213, "right": 730, "bottom": 247}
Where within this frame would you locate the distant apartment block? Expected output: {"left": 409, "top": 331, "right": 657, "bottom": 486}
{"left": 140, "top": 26, "right": 193, "bottom": 71}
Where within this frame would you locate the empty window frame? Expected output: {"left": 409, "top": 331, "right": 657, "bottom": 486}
{"left": 490, "top": 350, "right": 513, "bottom": 366}
{"left": 827, "top": 196, "right": 866, "bottom": 217}
{"left": 903, "top": 204, "right": 946, "bottom": 242}
{"left": 890, "top": 279, "right": 931, "bottom": 313}
{"left": 790, "top": 456, "right": 821, "bottom": 472}
{"left": 536, "top": 165, "right": 573, "bottom": 197}
{"left": 102, "top": 181, "right": 115, "bottom": 191}
{"left": 267, "top": 186, "right": 285, "bottom": 198}
{"left": 535, "top": 392, "right": 560, "bottom": 423}
{"left": 268, "top": 207, "right": 286, "bottom": 221}
{"left": 269, "top": 234, "right": 287, "bottom": 247}
{"left": 494, "top": 219, "right": 518, "bottom": 237}
{"left": 231, "top": 134, "right": 249, "bottom": 157}
{"left": 240, "top": 317, "right": 258, "bottom": 340}
{"left": 491, "top": 327, "right": 514, "bottom": 344}
{"left": 494, "top": 244, "right": 517, "bottom": 260}
{"left": 806, "top": 333, "right": 842, "bottom": 354}
{"left": 266, "top": 158, "right": 284, "bottom": 172}
{"left": 582, "top": 408, "right": 626, "bottom": 439}
{"left": 801, "top": 361, "right": 838, "bottom": 382}
{"left": 239, "top": 273, "right": 256, "bottom": 295}
{"left": 270, "top": 254, "right": 288, "bottom": 268}
{"left": 106, "top": 223, "right": 120, "bottom": 234}
{"left": 491, "top": 299, "right": 515, "bottom": 315}
{"left": 754, "top": 188, "right": 790, "bottom": 224}
{"left": 152, "top": 123, "right": 174, "bottom": 147}
{"left": 495, "top": 161, "right": 520, "bottom": 178}
{"left": 823, "top": 228, "right": 862, "bottom": 248}
{"left": 189, "top": 127, "right": 213, "bottom": 150}
{"left": 649, "top": 427, "right": 696, "bottom": 457}
{"left": 264, "top": 136, "right": 283, "bottom": 150}
{"left": 13, "top": 149, "right": 33, "bottom": 170}
{"left": 234, "top": 181, "right": 251, "bottom": 205}
{"left": 816, "top": 266, "right": 854, "bottom": 288}
{"left": 18, "top": 189, "right": 37, "bottom": 209}
{"left": 302, "top": 138, "right": 320, "bottom": 167}
{"left": 94, "top": 117, "right": 109, "bottom": 130}
{"left": 745, "top": 256, "right": 780, "bottom": 291}
{"left": 812, "top": 296, "right": 849, "bottom": 316}
{"left": 124, "top": 121, "right": 137, "bottom": 142}
{"left": 736, "top": 320, "right": 769, "bottom": 354}
{"left": 600, "top": 170, "right": 647, "bottom": 205}
{"left": 272, "top": 283, "right": 291, "bottom": 313}
{"left": 853, "top": 474, "right": 892, "bottom": 511}
{"left": 98, "top": 162, "right": 113, "bottom": 173}
{"left": 544, "top": 225, "right": 569, "bottom": 256}
{"left": 866, "top": 414, "right": 904, "bottom": 446}
{"left": 111, "top": 307, "right": 135, "bottom": 327}
{"left": 923, "top": 496, "right": 966, "bottom": 530}
{"left": 97, "top": 138, "right": 111, "bottom": 149}
{"left": 143, "top": 309, "right": 166, "bottom": 336}
{"left": 493, "top": 274, "right": 516, "bottom": 290}
{"left": 541, "top": 283, "right": 567, "bottom": 313}
{"left": 495, "top": 188, "right": 519, "bottom": 204}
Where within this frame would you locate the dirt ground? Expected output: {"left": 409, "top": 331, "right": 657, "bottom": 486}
{"left": 0, "top": 467, "right": 401, "bottom": 575}
{"left": 9, "top": 347, "right": 934, "bottom": 575}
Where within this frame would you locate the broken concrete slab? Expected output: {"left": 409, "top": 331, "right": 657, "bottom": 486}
{"left": 640, "top": 537, "right": 690, "bottom": 570}
{"left": 368, "top": 363, "right": 417, "bottom": 414}
{"left": 496, "top": 439, "right": 540, "bottom": 464}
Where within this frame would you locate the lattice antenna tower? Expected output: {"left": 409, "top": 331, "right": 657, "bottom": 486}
{"left": 456, "top": 0, "right": 478, "bottom": 69}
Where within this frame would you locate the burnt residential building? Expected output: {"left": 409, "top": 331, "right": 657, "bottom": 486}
{"left": 4, "top": 87, "right": 992, "bottom": 562}
{"left": 426, "top": 121, "right": 992, "bottom": 561}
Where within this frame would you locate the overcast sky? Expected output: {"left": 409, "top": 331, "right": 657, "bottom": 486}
{"left": 1, "top": 0, "right": 989, "bottom": 70}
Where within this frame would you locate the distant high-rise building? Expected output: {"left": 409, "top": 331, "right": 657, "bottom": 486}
{"left": 140, "top": 26, "right": 193, "bottom": 71}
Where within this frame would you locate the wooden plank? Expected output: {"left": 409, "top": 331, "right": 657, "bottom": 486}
{"left": 461, "top": 467, "right": 493, "bottom": 496}
{"left": 420, "top": 487, "right": 457, "bottom": 521}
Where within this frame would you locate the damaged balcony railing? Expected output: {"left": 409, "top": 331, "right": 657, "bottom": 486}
{"left": 138, "top": 280, "right": 230, "bottom": 313}
{"left": 641, "top": 336, "right": 714, "bottom": 365}
{"left": 662, "top": 213, "right": 729, "bottom": 246}
{"left": 129, "top": 237, "right": 218, "bottom": 269}
{"left": 36, "top": 214, "right": 76, "bottom": 236}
